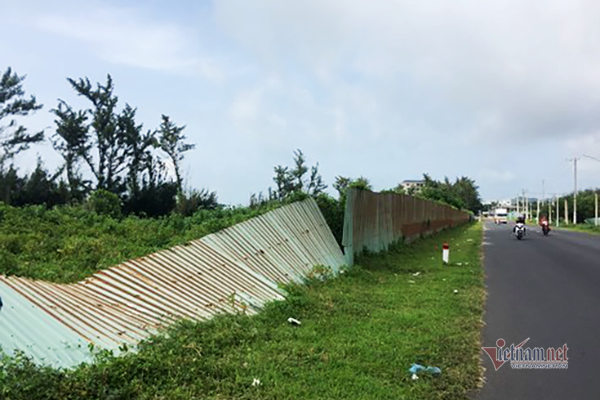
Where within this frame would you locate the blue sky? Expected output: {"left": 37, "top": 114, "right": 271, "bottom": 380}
{"left": 3, "top": 0, "right": 600, "bottom": 205}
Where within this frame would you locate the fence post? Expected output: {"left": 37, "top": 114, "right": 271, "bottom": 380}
{"left": 342, "top": 188, "right": 355, "bottom": 266}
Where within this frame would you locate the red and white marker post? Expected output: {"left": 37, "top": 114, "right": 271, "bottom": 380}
{"left": 442, "top": 242, "right": 450, "bottom": 265}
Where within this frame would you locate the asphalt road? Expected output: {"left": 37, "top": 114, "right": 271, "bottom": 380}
{"left": 477, "top": 221, "right": 600, "bottom": 400}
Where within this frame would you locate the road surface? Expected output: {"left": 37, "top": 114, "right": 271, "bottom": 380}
{"left": 477, "top": 222, "right": 600, "bottom": 400}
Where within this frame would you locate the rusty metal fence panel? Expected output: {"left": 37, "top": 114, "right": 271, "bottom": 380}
{"left": 342, "top": 189, "right": 470, "bottom": 264}
{"left": 0, "top": 198, "right": 345, "bottom": 368}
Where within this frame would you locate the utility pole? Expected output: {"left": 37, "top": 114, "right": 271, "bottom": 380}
{"left": 526, "top": 191, "right": 529, "bottom": 221}
{"left": 567, "top": 157, "right": 579, "bottom": 224}
{"left": 574, "top": 158, "right": 578, "bottom": 224}
{"left": 582, "top": 155, "right": 600, "bottom": 227}
{"left": 536, "top": 197, "right": 540, "bottom": 223}
{"left": 554, "top": 195, "right": 557, "bottom": 226}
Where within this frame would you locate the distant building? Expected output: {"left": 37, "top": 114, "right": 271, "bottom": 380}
{"left": 400, "top": 180, "right": 425, "bottom": 193}
{"left": 498, "top": 199, "right": 512, "bottom": 208}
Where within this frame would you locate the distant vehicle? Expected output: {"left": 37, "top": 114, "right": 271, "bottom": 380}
{"left": 493, "top": 208, "right": 508, "bottom": 224}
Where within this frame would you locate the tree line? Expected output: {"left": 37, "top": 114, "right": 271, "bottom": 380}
{"left": 411, "top": 174, "right": 482, "bottom": 213}
{"left": 0, "top": 67, "right": 215, "bottom": 217}
{"left": 1, "top": 66, "right": 483, "bottom": 223}
{"left": 530, "top": 189, "right": 600, "bottom": 224}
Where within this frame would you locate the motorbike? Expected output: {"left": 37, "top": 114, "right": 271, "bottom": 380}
{"left": 541, "top": 221, "right": 550, "bottom": 236}
{"left": 514, "top": 222, "right": 526, "bottom": 240}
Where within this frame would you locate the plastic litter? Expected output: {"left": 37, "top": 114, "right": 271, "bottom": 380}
{"left": 408, "top": 363, "right": 442, "bottom": 378}
{"left": 252, "top": 378, "right": 261, "bottom": 387}
{"left": 288, "top": 317, "right": 301, "bottom": 325}
{"left": 412, "top": 272, "right": 421, "bottom": 277}
{"left": 454, "top": 289, "right": 458, "bottom": 294}
{"left": 409, "top": 364, "right": 426, "bottom": 374}
{"left": 427, "top": 366, "right": 442, "bottom": 376}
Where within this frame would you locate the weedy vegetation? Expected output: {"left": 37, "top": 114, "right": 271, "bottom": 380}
{"left": 0, "top": 200, "right": 289, "bottom": 283}
{"left": 0, "top": 223, "right": 484, "bottom": 400}
{"left": 1, "top": 65, "right": 486, "bottom": 399}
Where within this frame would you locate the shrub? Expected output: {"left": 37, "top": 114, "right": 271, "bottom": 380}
{"left": 315, "top": 193, "right": 344, "bottom": 247}
{"left": 0, "top": 249, "right": 18, "bottom": 275}
{"left": 85, "top": 190, "right": 122, "bottom": 219}
{"left": 176, "top": 189, "right": 219, "bottom": 217}
{"left": 123, "top": 182, "right": 178, "bottom": 218}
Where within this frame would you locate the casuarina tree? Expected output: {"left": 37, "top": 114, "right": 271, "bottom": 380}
{"left": 0, "top": 67, "right": 43, "bottom": 166}
{"left": 53, "top": 75, "right": 165, "bottom": 199}
{"left": 53, "top": 75, "right": 131, "bottom": 193}
{"left": 158, "top": 115, "right": 194, "bottom": 193}
{"left": 272, "top": 149, "right": 327, "bottom": 200}
{"left": 51, "top": 100, "right": 90, "bottom": 197}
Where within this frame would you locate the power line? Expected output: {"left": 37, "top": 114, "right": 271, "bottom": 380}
{"left": 583, "top": 154, "right": 600, "bottom": 163}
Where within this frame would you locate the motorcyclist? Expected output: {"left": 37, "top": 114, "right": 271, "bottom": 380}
{"left": 513, "top": 214, "right": 526, "bottom": 233}
{"left": 539, "top": 214, "right": 550, "bottom": 233}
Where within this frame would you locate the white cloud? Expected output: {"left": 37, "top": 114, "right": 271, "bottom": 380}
{"left": 32, "top": 5, "right": 224, "bottom": 79}
{"left": 215, "top": 0, "right": 600, "bottom": 142}
{"left": 332, "top": 107, "right": 346, "bottom": 141}
{"left": 565, "top": 132, "right": 600, "bottom": 155}
{"left": 479, "top": 169, "right": 515, "bottom": 183}
{"left": 229, "top": 88, "right": 263, "bottom": 124}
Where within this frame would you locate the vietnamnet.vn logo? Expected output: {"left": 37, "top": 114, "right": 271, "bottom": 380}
{"left": 482, "top": 338, "right": 569, "bottom": 370}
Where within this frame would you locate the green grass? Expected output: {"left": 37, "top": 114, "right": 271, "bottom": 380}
{"left": 0, "top": 223, "right": 484, "bottom": 400}
{"left": 556, "top": 223, "right": 600, "bottom": 235}
{"left": 0, "top": 202, "right": 286, "bottom": 283}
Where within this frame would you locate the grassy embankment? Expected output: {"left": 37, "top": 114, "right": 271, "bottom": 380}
{"left": 0, "top": 202, "right": 284, "bottom": 283}
{"left": 1, "top": 223, "right": 484, "bottom": 400}
{"left": 555, "top": 223, "right": 600, "bottom": 235}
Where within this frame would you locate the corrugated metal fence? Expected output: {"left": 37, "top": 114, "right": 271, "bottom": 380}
{"left": 0, "top": 199, "right": 345, "bottom": 368}
{"left": 342, "top": 189, "right": 470, "bottom": 264}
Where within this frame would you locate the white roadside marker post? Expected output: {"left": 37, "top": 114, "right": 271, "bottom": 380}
{"left": 442, "top": 243, "right": 449, "bottom": 265}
